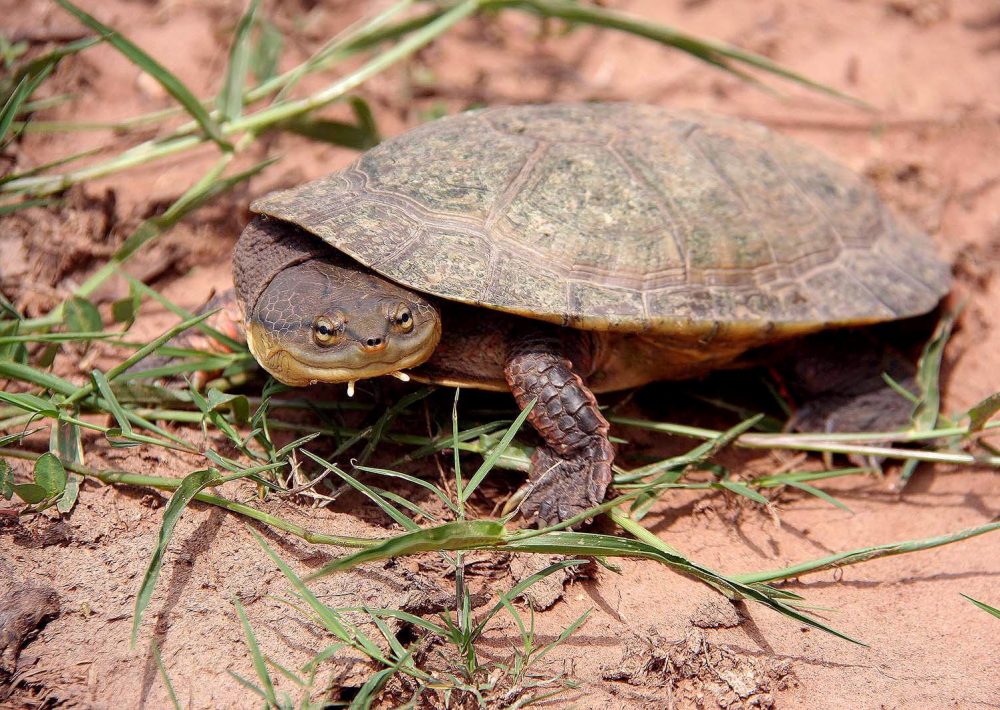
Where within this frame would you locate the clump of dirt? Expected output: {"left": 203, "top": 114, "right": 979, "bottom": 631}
{"left": 690, "top": 598, "right": 742, "bottom": 630}
{"left": 1, "top": 191, "right": 117, "bottom": 317}
{"left": 0, "top": 584, "right": 61, "bottom": 703}
{"left": 508, "top": 553, "right": 581, "bottom": 611}
{"left": 604, "top": 629, "right": 795, "bottom": 708}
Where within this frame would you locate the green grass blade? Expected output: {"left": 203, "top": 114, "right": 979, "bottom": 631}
{"left": 462, "top": 397, "right": 536, "bottom": 504}
{"left": 264, "top": 656, "right": 303, "bottom": 688}
{"left": 0, "top": 448, "right": 376, "bottom": 546}
{"left": 531, "top": 608, "right": 590, "bottom": 665}
{"left": 260, "top": 0, "right": 416, "bottom": 102}
{"left": 114, "top": 357, "right": 238, "bottom": 384}
{"left": 236, "top": 0, "right": 480, "bottom": 133}
{"left": 966, "top": 391, "right": 1000, "bottom": 433}
{"left": 625, "top": 415, "right": 764, "bottom": 519}
{"left": 372, "top": 487, "right": 440, "bottom": 523}
{"left": 280, "top": 115, "right": 379, "bottom": 150}
{"left": 16, "top": 93, "right": 76, "bottom": 114}
{"left": 881, "top": 372, "right": 919, "bottom": 405}
{"left": 612, "top": 414, "right": 1000, "bottom": 468}
{"left": 0, "top": 290, "right": 23, "bottom": 319}
{"left": 395, "top": 419, "right": 509, "bottom": 464}
{"left": 112, "top": 157, "right": 267, "bottom": 264}
{"left": 502, "top": 529, "right": 862, "bottom": 644}
{"left": 0, "top": 331, "right": 113, "bottom": 345}
{"left": 0, "top": 147, "right": 103, "bottom": 188}
{"left": 960, "top": 594, "right": 1000, "bottom": 620}
{"left": 0, "top": 358, "right": 78, "bottom": 393}
{"left": 151, "top": 641, "right": 181, "bottom": 710}
{"left": 351, "top": 665, "right": 397, "bottom": 710}
{"left": 300, "top": 642, "right": 347, "bottom": 675}
{"left": 0, "top": 66, "right": 53, "bottom": 145}
{"left": 366, "top": 609, "right": 407, "bottom": 658}
{"left": 234, "top": 597, "right": 279, "bottom": 706}
{"left": 901, "top": 309, "right": 958, "bottom": 484}
{"left": 60, "top": 310, "right": 214, "bottom": 410}
{"left": 912, "top": 310, "right": 956, "bottom": 431}
{"left": 271, "top": 432, "right": 321, "bottom": 462}
{"left": 0, "top": 428, "right": 45, "bottom": 449}
{"left": 225, "top": 671, "right": 266, "bottom": 700}
{"left": 358, "top": 386, "right": 435, "bottom": 466}
{"left": 54, "top": 0, "right": 231, "bottom": 149}
{"left": 122, "top": 274, "right": 245, "bottom": 353}
{"left": 735, "top": 520, "right": 1000, "bottom": 584}
{"left": 355, "top": 464, "right": 459, "bottom": 515}
{"left": 784, "top": 480, "right": 851, "bottom": 512}
{"left": 91, "top": 370, "right": 133, "bottom": 436}
{"left": 218, "top": 0, "right": 259, "bottom": 122}
{"left": 352, "top": 608, "right": 447, "bottom": 636}
{"left": 610, "top": 508, "right": 734, "bottom": 599}
{"left": 0, "top": 390, "right": 60, "bottom": 416}
{"left": 349, "top": 96, "right": 380, "bottom": 143}
{"left": 0, "top": 36, "right": 98, "bottom": 98}
{"left": 283, "top": 96, "right": 380, "bottom": 149}
{"left": 472, "top": 559, "right": 586, "bottom": 638}
{"left": 453, "top": 388, "right": 464, "bottom": 513}
{"left": 305, "top": 520, "right": 505, "bottom": 581}
{"left": 300, "top": 450, "right": 418, "bottom": 531}
{"left": 715, "top": 479, "right": 769, "bottom": 505}
{"left": 250, "top": 17, "right": 283, "bottom": 84}
{"left": 751, "top": 467, "right": 869, "bottom": 487}
{"left": 114, "top": 313, "right": 218, "bottom": 378}
{"left": 618, "top": 414, "right": 762, "bottom": 484}
{"left": 132, "top": 468, "right": 222, "bottom": 645}
{"left": 489, "top": 0, "right": 863, "bottom": 105}
{"left": 497, "top": 593, "right": 528, "bottom": 647}
{"left": 252, "top": 531, "right": 364, "bottom": 647}
{"left": 2, "top": 133, "right": 200, "bottom": 197}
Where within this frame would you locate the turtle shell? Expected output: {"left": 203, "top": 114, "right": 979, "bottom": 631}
{"left": 252, "top": 103, "right": 949, "bottom": 338}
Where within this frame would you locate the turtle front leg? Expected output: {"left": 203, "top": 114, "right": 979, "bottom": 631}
{"left": 504, "top": 333, "right": 613, "bottom": 526}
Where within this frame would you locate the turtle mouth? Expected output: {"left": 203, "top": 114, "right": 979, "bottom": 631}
{"left": 246, "top": 320, "right": 440, "bottom": 388}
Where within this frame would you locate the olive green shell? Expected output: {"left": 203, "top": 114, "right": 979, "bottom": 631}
{"left": 252, "top": 103, "right": 949, "bottom": 337}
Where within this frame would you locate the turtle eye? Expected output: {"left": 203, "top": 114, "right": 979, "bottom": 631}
{"left": 391, "top": 304, "right": 413, "bottom": 333}
{"left": 313, "top": 315, "right": 342, "bottom": 345}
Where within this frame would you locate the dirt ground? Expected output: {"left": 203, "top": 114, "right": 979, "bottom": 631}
{"left": 2, "top": 0, "right": 999, "bottom": 707}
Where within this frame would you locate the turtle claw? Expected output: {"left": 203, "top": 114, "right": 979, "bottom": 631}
{"left": 516, "top": 445, "right": 611, "bottom": 528}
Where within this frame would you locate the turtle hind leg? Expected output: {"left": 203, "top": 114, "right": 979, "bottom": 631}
{"left": 780, "top": 328, "right": 919, "bottom": 434}
{"left": 503, "top": 333, "right": 613, "bottom": 526}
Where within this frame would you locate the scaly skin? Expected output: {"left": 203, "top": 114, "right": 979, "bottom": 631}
{"left": 504, "top": 333, "right": 613, "bottom": 526}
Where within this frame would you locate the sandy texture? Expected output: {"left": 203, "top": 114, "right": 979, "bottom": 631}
{"left": 1, "top": 0, "right": 998, "bottom": 707}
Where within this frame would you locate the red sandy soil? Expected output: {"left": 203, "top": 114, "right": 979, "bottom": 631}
{"left": 1, "top": 0, "right": 998, "bottom": 707}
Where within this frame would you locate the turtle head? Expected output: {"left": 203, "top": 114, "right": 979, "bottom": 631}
{"left": 244, "top": 258, "right": 441, "bottom": 388}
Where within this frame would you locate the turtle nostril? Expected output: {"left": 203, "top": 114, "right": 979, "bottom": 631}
{"left": 359, "top": 335, "right": 387, "bottom": 352}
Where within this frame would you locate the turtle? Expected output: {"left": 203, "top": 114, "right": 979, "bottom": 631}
{"left": 232, "top": 103, "right": 950, "bottom": 525}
